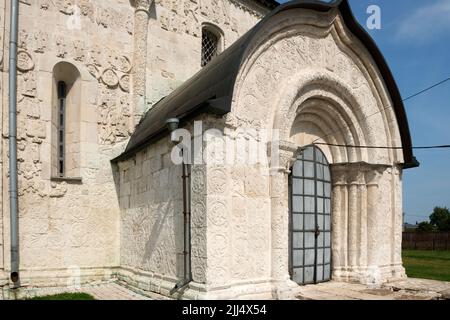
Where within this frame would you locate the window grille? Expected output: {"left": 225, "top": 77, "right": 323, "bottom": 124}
{"left": 57, "top": 81, "right": 66, "bottom": 177}
{"left": 201, "top": 29, "right": 219, "bottom": 67}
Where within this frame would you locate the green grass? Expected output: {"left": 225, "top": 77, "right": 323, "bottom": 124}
{"left": 402, "top": 250, "right": 450, "bottom": 282}
{"left": 28, "top": 292, "right": 95, "bottom": 300}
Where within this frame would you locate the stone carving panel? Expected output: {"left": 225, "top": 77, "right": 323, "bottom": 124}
{"left": 17, "top": 50, "right": 34, "bottom": 71}
{"left": 157, "top": 0, "right": 240, "bottom": 38}
{"left": 208, "top": 200, "right": 228, "bottom": 227}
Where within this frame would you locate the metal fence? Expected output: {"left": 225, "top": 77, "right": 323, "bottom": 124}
{"left": 402, "top": 232, "right": 450, "bottom": 250}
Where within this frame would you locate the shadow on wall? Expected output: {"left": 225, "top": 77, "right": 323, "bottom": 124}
{"left": 111, "top": 160, "right": 184, "bottom": 279}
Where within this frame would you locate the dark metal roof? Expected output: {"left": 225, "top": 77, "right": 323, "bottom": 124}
{"left": 113, "top": 0, "right": 417, "bottom": 168}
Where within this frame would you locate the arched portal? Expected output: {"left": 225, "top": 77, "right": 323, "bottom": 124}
{"left": 289, "top": 145, "right": 332, "bottom": 285}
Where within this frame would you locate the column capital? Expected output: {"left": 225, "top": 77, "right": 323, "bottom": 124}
{"left": 331, "top": 162, "right": 390, "bottom": 186}
{"left": 134, "top": 0, "right": 152, "bottom": 13}
{"left": 267, "top": 140, "right": 298, "bottom": 173}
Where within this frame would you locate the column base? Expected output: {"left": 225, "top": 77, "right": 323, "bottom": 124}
{"left": 332, "top": 264, "right": 406, "bottom": 287}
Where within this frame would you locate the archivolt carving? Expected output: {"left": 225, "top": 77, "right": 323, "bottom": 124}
{"left": 230, "top": 10, "right": 403, "bottom": 166}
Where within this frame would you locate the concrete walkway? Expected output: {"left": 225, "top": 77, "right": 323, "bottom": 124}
{"left": 3, "top": 278, "right": 449, "bottom": 300}
{"left": 294, "top": 278, "right": 450, "bottom": 300}
{"left": 2, "top": 280, "right": 170, "bottom": 300}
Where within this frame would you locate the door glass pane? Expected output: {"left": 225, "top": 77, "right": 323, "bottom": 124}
{"left": 325, "top": 215, "right": 330, "bottom": 230}
{"left": 324, "top": 183, "right": 331, "bottom": 197}
{"left": 293, "top": 179, "right": 303, "bottom": 195}
{"left": 324, "top": 167, "right": 330, "bottom": 181}
{"left": 305, "top": 232, "right": 315, "bottom": 248}
{"left": 317, "top": 230, "right": 324, "bottom": 247}
{"left": 293, "top": 268, "right": 303, "bottom": 283}
{"left": 316, "top": 265, "right": 323, "bottom": 282}
{"left": 293, "top": 250, "right": 303, "bottom": 267}
{"left": 317, "top": 198, "right": 323, "bottom": 213}
{"left": 305, "top": 267, "right": 314, "bottom": 283}
{"left": 317, "top": 249, "right": 324, "bottom": 264}
{"left": 317, "top": 164, "right": 324, "bottom": 179}
{"left": 316, "top": 152, "right": 324, "bottom": 164}
{"left": 317, "top": 181, "right": 323, "bottom": 197}
{"left": 305, "top": 214, "right": 315, "bottom": 230}
{"left": 293, "top": 196, "right": 303, "bottom": 212}
{"left": 318, "top": 213, "right": 324, "bottom": 229}
{"left": 303, "top": 147, "right": 314, "bottom": 160}
{"left": 293, "top": 161, "right": 303, "bottom": 176}
{"left": 293, "top": 232, "right": 303, "bottom": 249}
{"left": 325, "top": 248, "right": 331, "bottom": 263}
{"left": 325, "top": 199, "right": 330, "bottom": 213}
{"left": 305, "top": 180, "right": 315, "bottom": 195}
{"left": 325, "top": 232, "right": 330, "bottom": 246}
{"left": 305, "top": 197, "right": 315, "bottom": 212}
{"left": 304, "top": 162, "right": 314, "bottom": 178}
{"left": 324, "top": 264, "right": 331, "bottom": 279}
{"left": 293, "top": 214, "right": 303, "bottom": 230}
{"left": 305, "top": 249, "right": 315, "bottom": 265}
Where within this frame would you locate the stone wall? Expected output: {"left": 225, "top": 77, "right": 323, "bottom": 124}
{"left": 0, "top": 0, "right": 135, "bottom": 283}
{"left": 145, "top": 0, "right": 266, "bottom": 109}
{"left": 116, "top": 136, "right": 184, "bottom": 295}
{"left": 0, "top": 0, "right": 268, "bottom": 288}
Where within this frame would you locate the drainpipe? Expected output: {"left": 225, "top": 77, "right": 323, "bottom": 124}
{"left": 8, "top": 0, "right": 20, "bottom": 287}
{"left": 166, "top": 118, "right": 192, "bottom": 295}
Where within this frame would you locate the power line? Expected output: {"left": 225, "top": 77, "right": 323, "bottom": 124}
{"left": 311, "top": 75, "right": 450, "bottom": 145}
{"left": 314, "top": 142, "right": 450, "bottom": 150}
{"left": 402, "top": 77, "right": 450, "bottom": 102}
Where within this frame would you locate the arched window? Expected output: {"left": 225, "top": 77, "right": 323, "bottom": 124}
{"left": 201, "top": 25, "right": 223, "bottom": 67}
{"left": 52, "top": 62, "right": 81, "bottom": 179}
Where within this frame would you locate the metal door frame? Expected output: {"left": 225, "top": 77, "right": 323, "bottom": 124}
{"left": 289, "top": 145, "right": 332, "bottom": 285}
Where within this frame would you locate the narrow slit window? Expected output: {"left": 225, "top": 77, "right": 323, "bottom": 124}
{"left": 57, "top": 81, "right": 67, "bottom": 177}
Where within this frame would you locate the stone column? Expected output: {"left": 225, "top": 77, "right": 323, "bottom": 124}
{"left": 330, "top": 166, "right": 347, "bottom": 272}
{"left": 268, "top": 141, "right": 297, "bottom": 296}
{"left": 392, "top": 166, "right": 404, "bottom": 270}
{"left": 365, "top": 166, "right": 384, "bottom": 269}
{"left": 347, "top": 168, "right": 362, "bottom": 268}
{"left": 132, "top": 0, "right": 152, "bottom": 122}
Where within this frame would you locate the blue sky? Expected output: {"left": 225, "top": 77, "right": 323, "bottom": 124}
{"left": 279, "top": 0, "right": 450, "bottom": 223}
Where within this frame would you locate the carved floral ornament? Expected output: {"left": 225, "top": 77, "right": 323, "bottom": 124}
{"left": 17, "top": 50, "right": 34, "bottom": 72}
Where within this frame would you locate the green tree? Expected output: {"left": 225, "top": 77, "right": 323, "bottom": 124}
{"left": 429, "top": 207, "right": 450, "bottom": 232}
{"left": 417, "top": 221, "right": 434, "bottom": 232}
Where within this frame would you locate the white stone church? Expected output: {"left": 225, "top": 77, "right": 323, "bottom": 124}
{"left": 0, "top": 0, "right": 418, "bottom": 299}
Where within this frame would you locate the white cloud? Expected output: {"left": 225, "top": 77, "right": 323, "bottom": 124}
{"left": 396, "top": 0, "right": 450, "bottom": 43}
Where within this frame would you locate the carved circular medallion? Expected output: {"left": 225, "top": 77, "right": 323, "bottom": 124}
{"left": 117, "top": 55, "right": 132, "bottom": 73}
{"left": 192, "top": 200, "right": 206, "bottom": 228}
{"left": 17, "top": 50, "right": 34, "bottom": 71}
{"left": 119, "top": 74, "right": 130, "bottom": 92}
{"left": 86, "top": 64, "right": 100, "bottom": 80}
{"left": 101, "top": 68, "right": 119, "bottom": 87}
{"left": 208, "top": 201, "right": 227, "bottom": 226}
